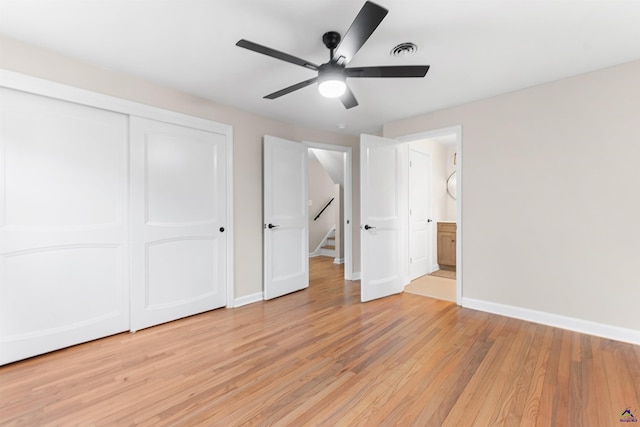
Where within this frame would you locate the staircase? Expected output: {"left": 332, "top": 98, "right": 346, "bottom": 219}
{"left": 319, "top": 228, "right": 336, "bottom": 258}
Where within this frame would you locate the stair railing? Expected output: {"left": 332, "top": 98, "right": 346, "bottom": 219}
{"left": 313, "top": 198, "right": 334, "bottom": 221}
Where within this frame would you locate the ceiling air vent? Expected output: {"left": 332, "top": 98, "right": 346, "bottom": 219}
{"left": 390, "top": 42, "right": 418, "bottom": 57}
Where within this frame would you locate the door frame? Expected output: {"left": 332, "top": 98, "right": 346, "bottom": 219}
{"left": 396, "top": 125, "right": 463, "bottom": 305}
{"left": 303, "top": 141, "right": 353, "bottom": 281}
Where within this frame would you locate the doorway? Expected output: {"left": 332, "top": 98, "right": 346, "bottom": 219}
{"left": 397, "top": 126, "right": 462, "bottom": 304}
{"left": 303, "top": 141, "right": 353, "bottom": 281}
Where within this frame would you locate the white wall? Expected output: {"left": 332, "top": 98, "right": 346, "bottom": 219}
{"left": 384, "top": 59, "right": 640, "bottom": 335}
{"left": 0, "top": 36, "right": 361, "bottom": 301}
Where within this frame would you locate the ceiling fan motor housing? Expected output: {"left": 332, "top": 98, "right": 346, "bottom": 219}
{"left": 322, "top": 31, "right": 341, "bottom": 51}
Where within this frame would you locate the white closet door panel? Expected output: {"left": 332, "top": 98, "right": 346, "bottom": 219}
{"left": 146, "top": 238, "right": 222, "bottom": 306}
{"left": 0, "top": 88, "right": 129, "bottom": 365}
{"left": 130, "top": 117, "right": 227, "bottom": 331}
{"left": 2, "top": 246, "right": 124, "bottom": 332}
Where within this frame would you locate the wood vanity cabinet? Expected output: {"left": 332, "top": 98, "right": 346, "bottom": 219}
{"left": 437, "top": 222, "right": 456, "bottom": 270}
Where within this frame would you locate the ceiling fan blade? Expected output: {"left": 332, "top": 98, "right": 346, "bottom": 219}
{"left": 264, "top": 77, "right": 319, "bottom": 99}
{"left": 333, "top": 1, "right": 388, "bottom": 64}
{"left": 236, "top": 39, "right": 318, "bottom": 70}
{"left": 347, "top": 65, "right": 430, "bottom": 78}
{"left": 340, "top": 85, "right": 359, "bottom": 109}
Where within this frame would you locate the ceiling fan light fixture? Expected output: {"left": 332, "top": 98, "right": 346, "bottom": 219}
{"left": 236, "top": 1, "right": 428, "bottom": 109}
{"left": 318, "top": 72, "right": 346, "bottom": 98}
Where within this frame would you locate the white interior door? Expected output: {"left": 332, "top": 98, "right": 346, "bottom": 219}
{"left": 360, "top": 134, "right": 407, "bottom": 302}
{"left": 0, "top": 88, "right": 129, "bottom": 365}
{"left": 409, "top": 148, "right": 433, "bottom": 280}
{"left": 263, "top": 136, "right": 308, "bottom": 300}
{"left": 130, "top": 117, "right": 227, "bottom": 331}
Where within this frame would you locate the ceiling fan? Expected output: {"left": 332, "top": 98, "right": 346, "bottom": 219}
{"left": 236, "top": 1, "right": 430, "bottom": 109}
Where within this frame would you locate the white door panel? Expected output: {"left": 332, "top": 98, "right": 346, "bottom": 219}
{"left": 130, "top": 117, "right": 226, "bottom": 331}
{"left": 0, "top": 88, "right": 129, "bottom": 365}
{"left": 360, "top": 134, "right": 406, "bottom": 302}
{"left": 264, "top": 136, "right": 308, "bottom": 300}
{"left": 409, "top": 149, "right": 433, "bottom": 279}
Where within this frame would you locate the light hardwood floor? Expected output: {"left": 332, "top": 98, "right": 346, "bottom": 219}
{"left": 1, "top": 256, "right": 639, "bottom": 426}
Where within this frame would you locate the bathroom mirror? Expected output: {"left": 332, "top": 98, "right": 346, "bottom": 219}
{"left": 447, "top": 171, "right": 457, "bottom": 199}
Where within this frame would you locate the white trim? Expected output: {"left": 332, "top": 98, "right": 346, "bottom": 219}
{"left": 462, "top": 297, "right": 640, "bottom": 346}
{"left": 352, "top": 272, "right": 362, "bottom": 281}
{"left": 333, "top": 258, "right": 344, "bottom": 264}
{"left": 395, "top": 125, "right": 463, "bottom": 305}
{"left": 225, "top": 127, "right": 235, "bottom": 309}
{"left": 1, "top": 69, "right": 236, "bottom": 311}
{"left": 234, "top": 292, "right": 264, "bottom": 308}
{"left": 303, "top": 141, "right": 353, "bottom": 280}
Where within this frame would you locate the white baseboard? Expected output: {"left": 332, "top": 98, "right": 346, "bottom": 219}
{"left": 462, "top": 297, "right": 640, "bottom": 346}
{"left": 309, "top": 251, "right": 320, "bottom": 257}
{"left": 352, "top": 272, "right": 361, "bottom": 280}
{"left": 333, "top": 258, "right": 344, "bottom": 264}
{"left": 234, "top": 292, "right": 264, "bottom": 308}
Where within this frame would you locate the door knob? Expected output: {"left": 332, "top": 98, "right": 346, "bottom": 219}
{"left": 268, "top": 223, "right": 279, "bottom": 229}
{"left": 364, "top": 224, "right": 376, "bottom": 230}
{"left": 219, "top": 227, "right": 225, "bottom": 232}
{"left": 427, "top": 219, "right": 433, "bottom": 223}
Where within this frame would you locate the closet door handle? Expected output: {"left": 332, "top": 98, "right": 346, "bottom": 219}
{"left": 364, "top": 224, "right": 376, "bottom": 230}
{"left": 267, "top": 223, "right": 279, "bottom": 229}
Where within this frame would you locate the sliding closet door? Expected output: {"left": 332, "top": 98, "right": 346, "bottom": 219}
{"left": 0, "top": 88, "right": 129, "bottom": 365}
{"left": 130, "top": 117, "right": 227, "bottom": 331}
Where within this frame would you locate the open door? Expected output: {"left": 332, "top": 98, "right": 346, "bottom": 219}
{"left": 263, "top": 136, "right": 309, "bottom": 299}
{"left": 409, "top": 147, "right": 433, "bottom": 280}
{"left": 360, "top": 134, "right": 407, "bottom": 302}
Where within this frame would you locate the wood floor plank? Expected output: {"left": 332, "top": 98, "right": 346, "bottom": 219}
{"left": 1, "top": 256, "right": 639, "bottom": 426}
{"left": 516, "top": 325, "right": 554, "bottom": 427}
{"left": 471, "top": 319, "right": 536, "bottom": 426}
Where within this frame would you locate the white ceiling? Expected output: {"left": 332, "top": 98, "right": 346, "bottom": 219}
{"left": 2, "top": 0, "right": 640, "bottom": 135}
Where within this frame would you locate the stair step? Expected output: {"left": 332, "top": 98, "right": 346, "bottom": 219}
{"left": 321, "top": 245, "right": 335, "bottom": 250}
